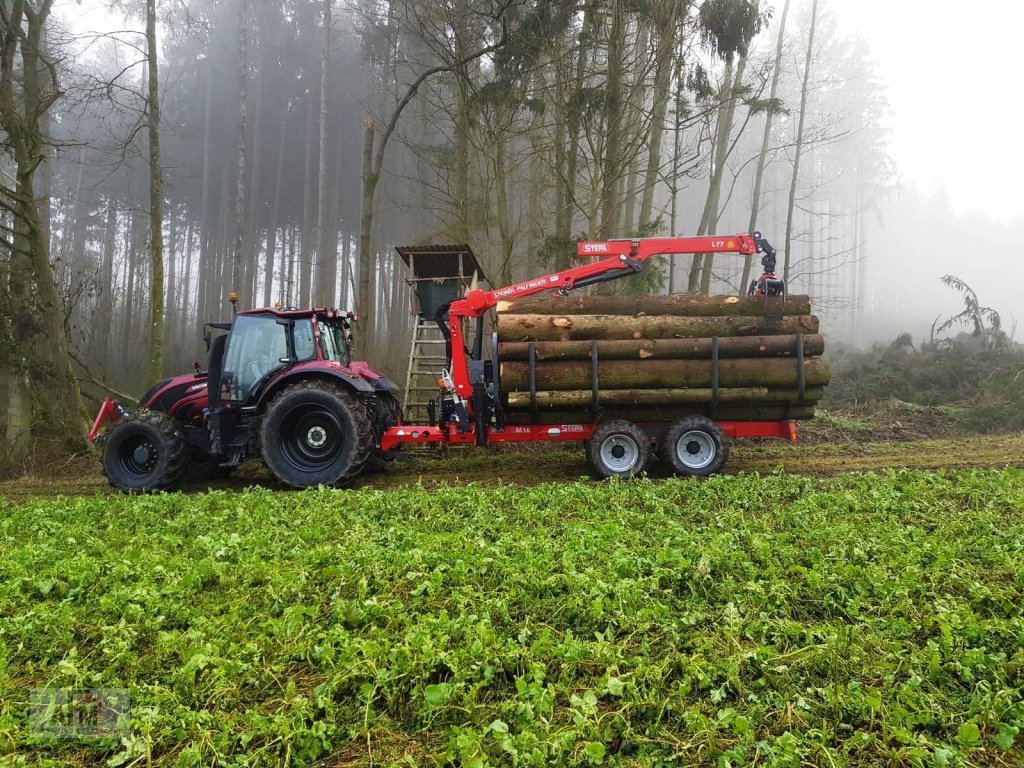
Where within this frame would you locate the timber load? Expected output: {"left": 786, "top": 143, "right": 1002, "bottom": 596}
{"left": 496, "top": 293, "right": 829, "bottom": 422}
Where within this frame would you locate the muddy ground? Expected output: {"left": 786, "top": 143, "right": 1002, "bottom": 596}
{"left": 2, "top": 402, "right": 1021, "bottom": 501}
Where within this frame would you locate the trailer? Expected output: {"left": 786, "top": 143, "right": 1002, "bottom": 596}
{"left": 88, "top": 232, "right": 799, "bottom": 490}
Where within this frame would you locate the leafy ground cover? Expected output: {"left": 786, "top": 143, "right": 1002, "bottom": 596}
{"left": 2, "top": 469, "right": 1023, "bottom": 766}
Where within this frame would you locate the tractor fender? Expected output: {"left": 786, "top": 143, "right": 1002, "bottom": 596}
{"left": 253, "top": 368, "right": 375, "bottom": 412}
{"left": 369, "top": 376, "right": 399, "bottom": 393}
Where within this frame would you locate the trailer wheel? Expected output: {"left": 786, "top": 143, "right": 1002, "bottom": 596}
{"left": 659, "top": 416, "right": 729, "bottom": 477}
{"left": 261, "top": 380, "right": 373, "bottom": 488}
{"left": 587, "top": 420, "right": 650, "bottom": 479}
{"left": 101, "top": 409, "right": 188, "bottom": 492}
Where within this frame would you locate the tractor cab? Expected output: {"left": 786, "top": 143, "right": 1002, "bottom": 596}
{"left": 208, "top": 308, "right": 355, "bottom": 406}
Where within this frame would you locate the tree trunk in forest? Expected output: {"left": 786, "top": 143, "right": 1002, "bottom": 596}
{"left": 498, "top": 293, "right": 811, "bottom": 316}
{"left": 358, "top": 118, "right": 377, "bottom": 351}
{"left": 639, "top": 2, "right": 682, "bottom": 232}
{"left": 90, "top": 201, "right": 118, "bottom": 365}
{"left": 743, "top": 0, "right": 790, "bottom": 289}
{"left": 668, "top": 48, "right": 684, "bottom": 291}
{"left": 146, "top": 0, "right": 164, "bottom": 381}
{"left": 785, "top": 0, "right": 818, "bottom": 283}
{"left": 620, "top": 20, "right": 650, "bottom": 236}
{"left": 555, "top": 1, "right": 595, "bottom": 255}
{"left": 264, "top": 115, "right": 287, "bottom": 308}
{"left": 598, "top": 0, "right": 626, "bottom": 240}
{"left": 300, "top": 39, "right": 318, "bottom": 309}
{"left": 197, "top": 66, "right": 216, "bottom": 324}
{"left": 314, "top": 0, "right": 334, "bottom": 306}
{"left": 497, "top": 333, "right": 824, "bottom": 361}
{"left": 498, "top": 313, "right": 819, "bottom": 341}
{"left": 501, "top": 356, "right": 830, "bottom": 390}
{"left": 0, "top": 1, "right": 84, "bottom": 447}
{"left": 689, "top": 51, "right": 749, "bottom": 293}
{"left": 233, "top": 0, "right": 249, "bottom": 304}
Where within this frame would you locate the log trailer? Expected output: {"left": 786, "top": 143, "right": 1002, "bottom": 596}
{"left": 89, "top": 232, "right": 796, "bottom": 491}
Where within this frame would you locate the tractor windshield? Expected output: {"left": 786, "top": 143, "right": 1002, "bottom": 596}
{"left": 318, "top": 319, "right": 350, "bottom": 365}
{"left": 221, "top": 314, "right": 314, "bottom": 401}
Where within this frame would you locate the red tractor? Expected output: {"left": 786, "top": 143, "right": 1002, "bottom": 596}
{"left": 89, "top": 306, "right": 402, "bottom": 491}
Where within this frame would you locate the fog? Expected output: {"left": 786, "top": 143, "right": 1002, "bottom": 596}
{"left": 5, "top": 0, "right": 1019, "bottom": 400}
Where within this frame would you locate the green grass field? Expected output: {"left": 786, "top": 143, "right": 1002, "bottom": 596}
{"left": 2, "top": 470, "right": 1023, "bottom": 766}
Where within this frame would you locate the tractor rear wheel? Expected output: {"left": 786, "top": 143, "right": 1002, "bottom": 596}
{"left": 260, "top": 380, "right": 373, "bottom": 488}
{"left": 101, "top": 409, "right": 188, "bottom": 492}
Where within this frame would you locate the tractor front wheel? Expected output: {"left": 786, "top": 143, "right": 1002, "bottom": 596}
{"left": 260, "top": 380, "right": 373, "bottom": 488}
{"left": 101, "top": 409, "right": 188, "bottom": 492}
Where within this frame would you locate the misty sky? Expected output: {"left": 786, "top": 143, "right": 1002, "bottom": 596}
{"left": 61, "top": 0, "right": 1024, "bottom": 224}
{"left": 837, "top": 0, "right": 1023, "bottom": 223}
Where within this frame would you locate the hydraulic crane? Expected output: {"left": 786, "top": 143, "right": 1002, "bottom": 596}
{"left": 381, "top": 231, "right": 787, "bottom": 453}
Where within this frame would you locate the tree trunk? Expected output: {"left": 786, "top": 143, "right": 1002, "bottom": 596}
{"left": 784, "top": 0, "right": 818, "bottom": 283}
{"left": 233, "top": 0, "right": 249, "bottom": 303}
{"left": 555, "top": 0, "right": 596, "bottom": 257}
{"left": 501, "top": 356, "right": 830, "bottom": 391}
{"left": 146, "top": 0, "right": 164, "bottom": 381}
{"left": 507, "top": 386, "right": 824, "bottom": 408}
{"left": 0, "top": 2, "right": 84, "bottom": 444}
{"left": 300, "top": 38, "right": 318, "bottom": 308}
{"left": 504, "top": 405, "right": 818, "bottom": 424}
{"left": 598, "top": 0, "right": 626, "bottom": 239}
{"left": 691, "top": 51, "right": 750, "bottom": 293}
{"left": 498, "top": 293, "right": 811, "bottom": 316}
{"left": 498, "top": 313, "right": 819, "bottom": 341}
{"left": 264, "top": 115, "right": 287, "bottom": 308}
{"left": 498, "top": 333, "right": 824, "bottom": 361}
{"left": 638, "top": 2, "right": 681, "bottom": 231}
{"left": 314, "top": 0, "right": 334, "bottom": 306}
{"left": 357, "top": 118, "right": 376, "bottom": 351}
{"left": 743, "top": 0, "right": 790, "bottom": 288}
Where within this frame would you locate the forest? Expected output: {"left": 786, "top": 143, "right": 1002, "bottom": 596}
{"left": 0, "top": 0, "right": 891, "bottom": 457}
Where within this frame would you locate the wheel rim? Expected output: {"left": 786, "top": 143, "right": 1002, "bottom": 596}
{"left": 118, "top": 434, "right": 159, "bottom": 478}
{"left": 599, "top": 433, "right": 640, "bottom": 473}
{"left": 279, "top": 403, "right": 345, "bottom": 472}
{"left": 675, "top": 430, "right": 716, "bottom": 470}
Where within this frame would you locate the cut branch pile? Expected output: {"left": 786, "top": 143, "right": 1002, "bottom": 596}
{"left": 497, "top": 293, "right": 829, "bottom": 422}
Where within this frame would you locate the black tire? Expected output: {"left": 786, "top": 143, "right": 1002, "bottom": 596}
{"left": 658, "top": 416, "right": 729, "bottom": 477}
{"left": 367, "top": 392, "right": 403, "bottom": 472}
{"left": 260, "top": 380, "right": 373, "bottom": 488}
{"left": 101, "top": 409, "right": 188, "bottom": 492}
{"left": 586, "top": 420, "right": 651, "bottom": 479}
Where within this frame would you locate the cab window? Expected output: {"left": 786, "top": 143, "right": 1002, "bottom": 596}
{"left": 293, "top": 320, "right": 316, "bottom": 361}
{"left": 318, "top": 320, "right": 349, "bottom": 364}
{"left": 221, "top": 315, "right": 315, "bottom": 401}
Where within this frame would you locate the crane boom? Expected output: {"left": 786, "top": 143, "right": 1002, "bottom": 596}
{"left": 441, "top": 232, "right": 780, "bottom": 405}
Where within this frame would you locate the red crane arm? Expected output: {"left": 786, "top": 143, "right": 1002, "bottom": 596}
{"left": 442, "top": 233, "right": 771, "bottom": 400}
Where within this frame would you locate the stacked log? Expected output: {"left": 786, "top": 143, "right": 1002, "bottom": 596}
{"left": 497, "top": 294, "right": 829, "bottom": 423}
